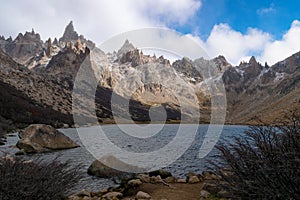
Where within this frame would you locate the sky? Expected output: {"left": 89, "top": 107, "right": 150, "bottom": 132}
{"left": 0, "top": 0, "right": 300, "bottom": 65}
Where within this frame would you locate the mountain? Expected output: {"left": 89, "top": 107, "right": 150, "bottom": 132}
{"left": 0, "top": 21, "right": 299, "bottom": 132}
{"left": 59, "top": 20, "right": 95, "bottom": 49}
{"left": 0, "top": 29, "right": 43, "bottom": 65}
{"left": 223, "top": 53, "right": 300, "bottom": 124}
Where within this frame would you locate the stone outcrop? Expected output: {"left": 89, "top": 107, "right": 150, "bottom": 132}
{"left": 59, "top": 21, "right": 79, "bottom": 44}
{"left": 59, "top": 21, "right": 95, "bottom": 49}
{"left": 16, "top": 124, "right": 79, "bottom": 154}
{"left": 0, "top": 29, "right": 43, "bottom": 64}
{"left": 45, "top": 38, "right": 53, "bottom": 57}
{"left": 87, "top": 158, "right": 124, "bottom": 178}
{"left": 136, "top": 191, "right": 151, "bottom": 199}
{"left": 87, "top": 155, "right": 144, "bottom": 178}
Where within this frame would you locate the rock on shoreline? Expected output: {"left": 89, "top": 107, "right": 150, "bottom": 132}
{"left": 68, "top": 169, "right": 232, "bottom": 200}
{"left": 16, "top": 124, "right": 79, "bottom": 154}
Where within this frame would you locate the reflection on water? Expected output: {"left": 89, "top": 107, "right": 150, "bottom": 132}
{"left": 0, "top": 124, "right": 247, "bottom": 192}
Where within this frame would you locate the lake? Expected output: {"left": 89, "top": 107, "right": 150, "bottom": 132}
{"left": 0, "top": 124, "right": 248, "bottom": 192}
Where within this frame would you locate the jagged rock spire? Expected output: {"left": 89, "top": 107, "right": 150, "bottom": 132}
{"left": 117, "top": 39, "right": 135, "bottom": 58}
{"left": 59, "top": 20, "right": 79, "bottom": 43}
{"left": 249, "top": 56, "right": 257, "bottom": 65}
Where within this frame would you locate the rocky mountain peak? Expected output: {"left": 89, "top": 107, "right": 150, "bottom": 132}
{"left": 272, "top": 51, "right": 300, "bottom": 74}
{"left": 117, "top": 39, "right": 135, "bottom": 58}
{"left": 6, "top": 36, "right": 12, "bottom": 42}
{"left": 46, "top": 38, "right": 53, "bottom": 57}
{"left": 2, "top": 29, "right": 43, "bottom": 64}
{"left": 213, "top": 55, "right": 231, "bottom": 71}
{"left": 15, "top": 33, "right": 24, "bottom": 41}
{"left": 249, "top": 56, "right": 257, "bottom": 65}
{"left": 53, "top": 38, "right": 59, "bottom": 46}
{"left": 172, "top": 57, "right": 202, "bottom": 83}
{"left": 59, "top": 21, "right": 79, "bottom": 43}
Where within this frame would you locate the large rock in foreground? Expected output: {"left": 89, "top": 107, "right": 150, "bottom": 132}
{"left": 16, "top": 124, "right": 79, "bottom": 153}
{"left": 88, "top": 155, "right": 145, "bottom": 178}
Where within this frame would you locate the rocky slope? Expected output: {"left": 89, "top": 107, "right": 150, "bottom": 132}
{"left": 0, "top": 21, "right": 299, "bottom": 132}
{"left": 0, "top": 29, "right": 43, "bottom": 65}
{"left": 223, "top": 54, "right": 300, "bottom": 124}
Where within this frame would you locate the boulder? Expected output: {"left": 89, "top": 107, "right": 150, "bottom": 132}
{"left": 200, "top": 190, "right": 210, "bottom": 198}
{"left": 164, "top": 176, "right": 176, "bottom": 183}
{"left": 87, "top": 159, "right": 123, "bottom": 178}
{"left": 88, "top": 155, "right": 145, "bottom": 178}
{"left": 67, "top": 195, "right": 80, "bottom": 200}
{"left": 202, "top": 171, "right": 220, "bottom": 180}
{"left": 202, "top": 181, "right": 220, "bottom": 194}
{"left": 136, "top": 191, "right": 151, "bottom": 200}
{"left": 137, "top": 174, "right": 150, "bottom": 183}
{"left": 77, "top": 189, "right": 91, "bottom": 197}
{"left": 150, "top": 175, "right": 162, "bottom": 183}
{"left": 149, "top": 169, "right": 172, "bottom": 179}
{"left": 16, "top": 124, "right": 79, "bottom": 153}
{"left": 217, "top": 190, "right": 231, "bottom": 198}
{"left": 127, "top": 179, "right": 143, "bottom": 187}
{"left": 102, "top": 192, "right": 123, "bottom": 200}
{"left": 188, "top": 176, "right": 200, "bottom": 184}
{"left": 176, "top": 178, "right": 187, "bottom": 183}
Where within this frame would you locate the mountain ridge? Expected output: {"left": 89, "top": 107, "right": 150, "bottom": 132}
{"left": 0, "top": 21, "right": 299, "bottom": 132}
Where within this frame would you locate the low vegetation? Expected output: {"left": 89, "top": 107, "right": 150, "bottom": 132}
{"left": 0, "top": 156, "right": 82, "bottom": 200}
{"left": 214, "top": 110, "right": 300, "bottom": 199}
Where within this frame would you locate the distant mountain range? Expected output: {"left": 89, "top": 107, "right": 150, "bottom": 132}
{"left": 0, "top": 21, "right": 299, "bottom": 132}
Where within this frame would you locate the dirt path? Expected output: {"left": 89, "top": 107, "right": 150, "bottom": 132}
{"left": 125, "top": 183, "right": 203, "bottom": 200}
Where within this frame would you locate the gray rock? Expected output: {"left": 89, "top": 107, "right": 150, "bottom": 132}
{"left": 128, "top": 179, "right": 143, "bottom": 187}
{"left": 16, "top": 124, "right": 79, "bottom": 153}
{"left": 202, "top": 181, "right": 220, "bottom": 194}
{"left": 87, "top": 159, "right": 123, "bottom": 178}
{"left": 77, "top": 189, "right": 91, "bottom": 197}
{"left": 164, "top": 176, "right": 176, "bottom": 183}
{"left": 176, "top": 178, "right": 187, "bottom": 183}
{"left": 188, "top": 176, "right": 200, "bottom": 184}
{"left": 217, "top": 190, "right": 231, "bottom": 198}
{"left": 200, "top": 190, "right": 210, "bottom": 198}
{"left": 137, "top": 174, "right": 150, "bottom": 183}
{"left": 150, "top": 175, "right": 162, "bottom": 183}
{"left": 67, "top": 195, "right": 80, "bottom": 200}
{"left": 202, "top": 171, "right": 220, "bottom": 180}
{"left": 87, "top": 155, "right": 144, "bottom": 178}
{"left": 102, "top": 192, "right": 123, "bottom": 200}
{"left": 149, "top": 169, "right": 172, "bottom": 179}
{"left": 135, "top": 191, "right": 151, "bottom": 200}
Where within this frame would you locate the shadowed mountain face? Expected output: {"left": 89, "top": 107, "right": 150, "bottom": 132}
{"left": 0, "top": 21, "right": 299, "bottom": 132}
{"left": 223, "top": 53, "right": 300, "bottom": 124}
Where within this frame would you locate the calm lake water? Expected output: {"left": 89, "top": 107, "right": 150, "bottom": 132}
{"left": 0, "top": 124, "right": 248, "bottom": 192}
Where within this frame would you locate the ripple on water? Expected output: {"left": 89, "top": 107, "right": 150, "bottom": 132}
{"left": 0, "top": 124, "right": 248, "bottom": 192}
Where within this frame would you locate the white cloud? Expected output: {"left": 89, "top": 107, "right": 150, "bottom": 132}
{"left": 196, "top": 20, "right": 300, "bottom": 66}
{"left": 135, "top": 0, "right": 201, "bottom": 25}
{"left": 100, "top": 28, "right": 209, "bottom": 61}
{"left": 257, "top": 3, "right": 276, "bottom": 15}
{"left": 1, "top": 0, "right": 300, "bottom": 66}
{"left": 204, "top": 23, "right": 271, "bottom": 65}
{"left": 0, "top": 0, "right": 201, "bottom": 44}
{"left": 259, "top": 20, "right": 300, "bottom": 65}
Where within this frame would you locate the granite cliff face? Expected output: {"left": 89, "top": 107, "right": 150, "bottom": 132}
{"left": 0, "top": 30, "right": 43, "bottom": 65}
{"left": 0, "top": 21, "right": 300, "bottom": 132}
